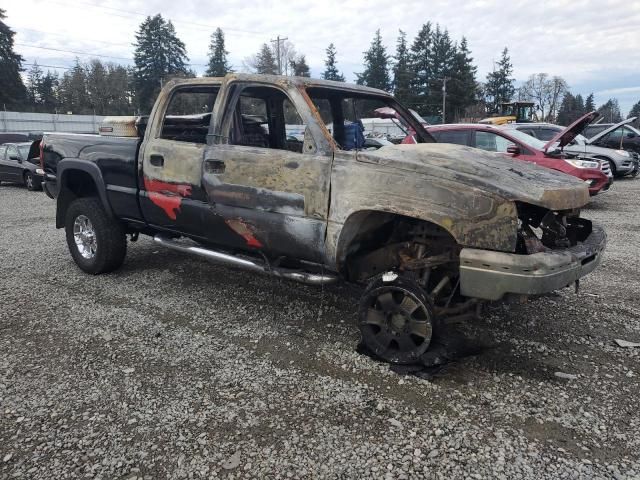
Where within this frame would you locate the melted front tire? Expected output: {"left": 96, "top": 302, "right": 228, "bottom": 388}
{"left": 358, "top": 273, "right": 435, "bottom": 364}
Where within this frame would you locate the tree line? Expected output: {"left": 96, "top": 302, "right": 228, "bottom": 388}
{"left": 2, "top": 7, "right": 639, "bottom": 124}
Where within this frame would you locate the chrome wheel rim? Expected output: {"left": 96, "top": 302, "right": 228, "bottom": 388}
{"left": 73, "top": 215, "right": 97, "bottom": 259}
{"left": 26, "top": 174, "right": 33, "bottom": 189}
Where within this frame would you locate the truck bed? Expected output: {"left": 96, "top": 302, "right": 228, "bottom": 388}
{"left": 42, "top": 132, "right": 142, "bottom": 221}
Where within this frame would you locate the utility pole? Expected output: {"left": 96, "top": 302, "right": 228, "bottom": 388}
{"left": 441, "top": 77, "right": 450, "bottom": 124}
{"left": 270, "top": 35, "right": 288, "bottom": 75}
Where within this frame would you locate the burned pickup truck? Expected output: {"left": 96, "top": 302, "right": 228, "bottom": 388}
{"left": 39, "top": 74, "right": 606, "bottom": 364}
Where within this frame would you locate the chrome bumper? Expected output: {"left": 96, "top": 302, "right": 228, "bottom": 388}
{"left": 459, "top": 224, "right": 606, "bottom": 301}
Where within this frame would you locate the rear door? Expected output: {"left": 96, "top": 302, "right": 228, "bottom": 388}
{"left": 139, "top": 82, "right": 223, "bottom": 239}
{"left": 202, "top": 82, "right": 332, "bottom": 262}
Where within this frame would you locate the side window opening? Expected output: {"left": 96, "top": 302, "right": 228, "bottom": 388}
{"left": 229, "top": 86, "right": 307, "bottom": 154}
{"left": 161, "top": 86, "right": 219, "bottom": 144}
{"left": 475, "top": 131, "right": 512, "bottom": 153}
{"left": 307, "top": 87, "right": 427, "bottom": 150}
{"left": 436, "top": 130, "right": 469, "bottom": 146}
{"left": 6, "top": 146, "right": 18, "bottom": 160}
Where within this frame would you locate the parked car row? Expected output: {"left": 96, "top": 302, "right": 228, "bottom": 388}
{"left": 398, "top": 112, "right": 639, "bottom": 196}
{"left": 515, "top": 118, "right": 639, "bottom": 178}
{"left": 0, "top": 142, "right": 43, "bottom": 191}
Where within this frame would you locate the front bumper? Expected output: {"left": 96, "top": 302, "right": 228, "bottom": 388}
{"left": 459, "top": 224, "right": 606, "bottom": 301}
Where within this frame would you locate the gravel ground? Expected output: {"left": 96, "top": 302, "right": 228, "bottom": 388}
{"left": 1, "top": 179, "right": 639, "bottom": 480}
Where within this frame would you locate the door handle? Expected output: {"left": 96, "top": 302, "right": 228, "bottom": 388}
{"left": 204, "top": 159, "right": 226, "bottom": 174}
{"left": 150, "top": 154, "right": 164, "bottom": 167}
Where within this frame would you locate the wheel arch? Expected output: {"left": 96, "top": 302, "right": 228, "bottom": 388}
{"left": 333, "top": 209, "right": 459, "bottom": 279}
{"left": 56, "top": 160, "right": 113, "bottom": 228}
{"left": 593, "top": 155, "right": 616, "bottom": 174}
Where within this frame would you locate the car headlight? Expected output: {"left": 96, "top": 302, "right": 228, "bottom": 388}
{"left": 615, "top": 149, "right": 630, "bottom": 157}
{"left": 565, "top": 159, "right": 600, "bottom": 169}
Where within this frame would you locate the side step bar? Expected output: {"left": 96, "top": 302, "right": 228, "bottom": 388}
{"left": 153, "top": 235, "right": 338, "bottom": 286}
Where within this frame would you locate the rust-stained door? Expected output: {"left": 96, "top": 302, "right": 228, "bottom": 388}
{"left": 202, "top": 83, "right": 332, "bottom": 262}
{"left": 139, "top": 83, "right": 224, "bottom": 238}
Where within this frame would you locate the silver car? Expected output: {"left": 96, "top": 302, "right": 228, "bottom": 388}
{"left": 515, "top": 123, "right": 639, "bottom": 178}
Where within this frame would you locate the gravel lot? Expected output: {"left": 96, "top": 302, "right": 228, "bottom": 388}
{"left": 1, "top": 179, "right": 639, "bottom": 479}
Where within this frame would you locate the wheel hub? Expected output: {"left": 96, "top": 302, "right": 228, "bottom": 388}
{"left": 73, "top": 215, "right": 97, "bottom": 259}
{"left": 359, "top": 283, "right": 434, "bottom": 364}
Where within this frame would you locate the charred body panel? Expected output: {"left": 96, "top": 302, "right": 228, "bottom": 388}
{"left": 41, "top": 74, "right": 603, "bottom": 294}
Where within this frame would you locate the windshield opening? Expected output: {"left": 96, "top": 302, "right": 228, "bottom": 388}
{"left": 18, "top": 145, "right": 30, "bottom": 159}
{"left": 305, "top": 87, "right": 433, "bottom": 150}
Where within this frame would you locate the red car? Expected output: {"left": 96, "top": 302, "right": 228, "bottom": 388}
{"left": 410, "top": 113, "right": 611, "bottom": 196}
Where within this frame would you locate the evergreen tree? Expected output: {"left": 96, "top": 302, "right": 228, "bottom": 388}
{"left": 447, "top": 37, "right": 478, "bottom": 122}
{"left": 322, "top": 43, "right": 345, "bottom": 82}
{"left": 585, "top": 93, "right": 595, "bottom": 111}
{"left": 408, "top": 22, "right": 433, "bottom": 114}
{"left": 484, "top": 47, "right": 515, "bottom": 113}
{"left": 206, "top": 28, "right": 231, "bottom": 77}
{"left": 427, "top": 25, "right": 456, "bottom": 119}
{"left": 574, "top": 94, "right": 585, "bottom": 116}
{"left": 133, "top": 14, "right": 189, "bottom": 113}
{"left": 290, "top": 55, "right": 310, "bottom": 77}
{"left": 628, "top": 100, "right": 640, "bottom": 119}
{"left": 38, "top": 71, "right": 58, "bottom": 112}
{"left": 26, "top": 62, "right": 44, "bottom": 108}
{"left": 57, "top": 59, "right": 90, "bottom": 114}
{"left": 597, "top": 98, "right": 622, "bottom": 123}
{"left": 0, "top": 8, "right": 27, "bottom": 109}
{"left": 253, "top": 43, "right": 277, "bottom": 74}
{"left": 392, "top": 30, "right": 413, "bottom": 106}
{"left": 556, "top": 92, "right": 576, "bottom": 126}
{"left": 87, "top": 59, "right": 109, "bottom": 114}
{"left": 356, "top": 29, "right": 391, "bottom": 91}
{"left": 106, "top": 64, "right": 133, "bottom": 115}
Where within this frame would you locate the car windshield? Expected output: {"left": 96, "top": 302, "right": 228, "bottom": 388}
{"left": 18, "top": 145, "right": 30, "bottom": 159}
{"left": 306, "top": 87, "right": 432, "bottom": 149}
{"left": 625, "top": 125, "right": 640, "bottom": 135}
{"left": 501, "top": 128, "right": 547, "bottom": 150}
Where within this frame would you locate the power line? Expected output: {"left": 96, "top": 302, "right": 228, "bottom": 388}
{"left": 48, "top": 0, "right": 269, "bottom": 37}
{"left": 16, "top": 43, "right": 131, "bottom": 61}
{"left": 24, "top": 62, "right": 71, "bottom": 70}
{"left": 17, "top": 27, "right": 132, "bottom": 48}
{"left": 17, "top": 44, "right": 208, "bottom": 68}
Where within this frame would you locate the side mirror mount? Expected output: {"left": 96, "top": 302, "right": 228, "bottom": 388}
{"left": 626, "top": 132, "right": 636, "bottom": 139}
{"left": 506, "top": 144, "right": 520, "bottom": 155}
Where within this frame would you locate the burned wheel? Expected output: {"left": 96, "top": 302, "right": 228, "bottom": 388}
{"left": 358, "top": 274, "right": 435, "bottom": 364}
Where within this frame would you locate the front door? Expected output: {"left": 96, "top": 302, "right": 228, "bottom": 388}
{"left": 203, "top": 83, "right": 332, "bottom": 263}
{"left": 2, "top": 145, "right": 21, "bottom": 182}
{"left": 139, "top": 83, "right": 224, "bottom": 239}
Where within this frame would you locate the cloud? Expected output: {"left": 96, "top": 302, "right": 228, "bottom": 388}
{"left": 596, "top": 86, "right": 640, "bottom": 96}
{"left": 5, "top": 0, "right": 640, "bottom": 112}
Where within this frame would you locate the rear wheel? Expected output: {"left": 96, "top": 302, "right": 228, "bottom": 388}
{"left": 359, "top": 273, "right": 435, "bottom": 364}
{"left": 65, "top": 197, "right": 127, "bottom": 274}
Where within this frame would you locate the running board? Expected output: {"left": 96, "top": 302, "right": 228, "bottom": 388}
{"left": 153, "top": 235, "right": 338, "bottom": 286}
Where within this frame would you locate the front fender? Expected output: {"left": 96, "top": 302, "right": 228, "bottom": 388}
{"left": 325, "top": 155, "right": 518, "bottom": 268}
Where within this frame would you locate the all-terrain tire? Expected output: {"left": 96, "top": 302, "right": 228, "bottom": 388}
{"left": 65, "top": 197, "right": 127, "bottom": 274}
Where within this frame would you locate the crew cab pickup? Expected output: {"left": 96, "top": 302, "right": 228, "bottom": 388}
{"left": 40, "top": 74, "right": 606, "bottom": 365}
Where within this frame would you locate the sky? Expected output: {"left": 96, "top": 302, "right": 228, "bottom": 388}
{"left": 4, "top": 0, "right": 640, "bottom": 115}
